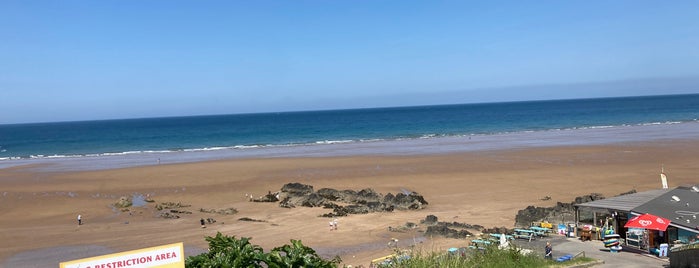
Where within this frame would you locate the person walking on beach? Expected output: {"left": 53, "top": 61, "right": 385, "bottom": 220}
{"left": 545, "top": 242, "right": 552, "bottom": 260}
{"left": 77, "top": 214, "right": 82, "bottom": 225}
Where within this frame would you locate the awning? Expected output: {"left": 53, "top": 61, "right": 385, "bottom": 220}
{"left": 624, "top": 213, "right": 671, "bottom": 231}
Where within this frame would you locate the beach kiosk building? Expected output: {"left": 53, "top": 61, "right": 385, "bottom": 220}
{"left": 574, "top": 185, "right": 699, "bottom": 253}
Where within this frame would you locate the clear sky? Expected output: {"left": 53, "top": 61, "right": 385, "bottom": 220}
{"left": 1, "top": 1, "right": 698, "bottom": 124}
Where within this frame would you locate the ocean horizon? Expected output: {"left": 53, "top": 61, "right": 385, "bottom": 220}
{"left": 2, "top": 93, "right": 699, "bottom": 171}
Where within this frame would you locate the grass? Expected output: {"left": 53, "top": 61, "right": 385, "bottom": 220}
{"left": 373, "top": 244, "right": 600, "bottom": 268}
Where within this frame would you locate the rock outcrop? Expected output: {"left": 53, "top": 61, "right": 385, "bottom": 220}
{"left": 114, "top": 196, "right": 133, "bottom": 209}
{"left": 420, "top": 215, "right": 489, "bottom": 239}
{"left": 200, "top": 207, "right": 238, "bottom": 215}
{"left": 155, "top": 202, "right": 192, "bottom": 219}
{"left": 264, "top": 182, "right": 428, "bottom": 217}
{"left": 425, "top": 224, "right": 474, "bottom": 239}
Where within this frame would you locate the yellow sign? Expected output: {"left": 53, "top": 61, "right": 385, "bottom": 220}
{"left": 60, "top": 242, "right": 184, "bottom": 268}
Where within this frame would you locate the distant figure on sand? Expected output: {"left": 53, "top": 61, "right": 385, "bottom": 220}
{"left": 545, "top": 242, "right": 552, "bottom": 260}
{"left": 77, "top": 214, "right": 82, "bottom": 225}
{"left": 200, "top": 218, "right": 206, "bottom": 228}
{"left": 328, "top": 219, "right": 338, "bottom": 231}
{"left": 388, "top": 238, "right": 398, "bottom": 248}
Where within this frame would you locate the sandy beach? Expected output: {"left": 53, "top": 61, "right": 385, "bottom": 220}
{"left": 2, "top": 138, "right": 699, "bottom": 267}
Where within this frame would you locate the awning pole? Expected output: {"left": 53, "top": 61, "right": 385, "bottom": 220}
{"left": 593, "top": 212, "right": 597, "bottom": 227}
{"left": 574, "top": 206, "right": 579, "bottom": 232}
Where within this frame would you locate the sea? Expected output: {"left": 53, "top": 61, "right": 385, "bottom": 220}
{"left": 2, "top": 94, "right": 699, "bottom": 171}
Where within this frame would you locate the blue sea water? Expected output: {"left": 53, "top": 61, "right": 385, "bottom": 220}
{"left": 1, "top": 94, "right": 699, "bottom": 169}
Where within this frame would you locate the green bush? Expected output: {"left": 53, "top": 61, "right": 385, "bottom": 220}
{"left": 185, "top": 232, "right": 340, "bottom": 268}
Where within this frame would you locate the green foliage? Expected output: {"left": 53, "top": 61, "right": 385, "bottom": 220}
{"left": 263, "top": 239, "right": 340, "bottom": 268}
{"left": 185, "top": 232, "right": 340, "bottom": 268}
{"left": 185, "top": 232, "right": 264, "bottom": 268}
{"left": 464, "top": 245, "right": 547, "bottom": 268}
{"left": 381, "top": 244, "right": 549, "bottom": 268}
{"left": 378, "top": 249, "right": 463, "bottom": 268}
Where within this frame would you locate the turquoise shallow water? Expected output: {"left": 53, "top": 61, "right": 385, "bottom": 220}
{"left": 1, "top": 94, "right": 698, "bottom": 171}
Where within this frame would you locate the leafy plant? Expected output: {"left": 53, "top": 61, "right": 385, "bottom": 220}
{"left": 263, "top": 239, "right": 340, "bottom": 268}
{"left": 185, "top": 232, "right": 340, "bottom": 268}
{"left": 185, "top": 232, "right": 264, "bottom": 268}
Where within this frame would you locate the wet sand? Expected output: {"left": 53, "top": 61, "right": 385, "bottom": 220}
{"left": 1, "top": 139, "right": 699, "bottom": 266}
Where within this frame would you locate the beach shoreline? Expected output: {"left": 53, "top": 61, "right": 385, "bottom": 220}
{"left": 2, "top": 121, "right": 699, "bottom": 172}
{"left": 2, "top": 133, "right": 699, "bottom": 266}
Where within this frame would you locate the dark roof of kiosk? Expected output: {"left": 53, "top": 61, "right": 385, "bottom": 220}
{"left": 574, "top": 189, "right": 670, "bottom": 212}
{"left": 632, "top": 185, "right": 699, "bottom": 230}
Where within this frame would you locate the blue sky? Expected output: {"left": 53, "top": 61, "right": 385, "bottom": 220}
{"left": 1, "top": 1, "right": 698, "bottom": 124}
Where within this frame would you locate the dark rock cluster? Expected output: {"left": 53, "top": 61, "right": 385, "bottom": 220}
{"left": 387, "top": 215, "right": 515, "bottom": 239}
{"left": 574, "top": 193, "right": 605, "bottom": 204}
{"left": 419, "top": 215, "right": 510, "bottom": 239}
{"left": 200, "top": 207, "right": 239, "bottom": 215}
{"left": 264, "top": 182, "right": 428, "bottom": 217}
{"left": 422, "top": 215, "right": 439, "bottom": 225}
{"left": 481, "top": 226, "right": 512, "bottom": 235}
{"left": 159, "top": 211, "right": 181, "bottom": 219}
{"left": 155, "top": 202, "right": 191, "bottom": 210}
{"left": 238, "top": 217, "right": 267, "bottom": 222}
{"left": 155, "top": 202, "right": 192, "bottom": 219}
{"left": 425, "top": 224, "right": 474, "bottom": 239}
{"left": 252, "top": 191, "right": 282, "bottom": 203}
